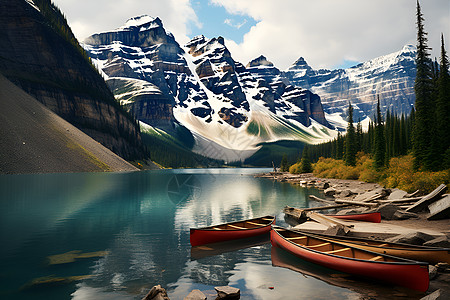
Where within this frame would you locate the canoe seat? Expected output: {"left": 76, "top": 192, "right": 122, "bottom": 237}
{"left": 247, "top": 221, "right": 264, "bottom": 226}
{"left": 307, "top": 242, "right": 331, "bottom": 249}
{"left": 378, "top": 243, "right": 388, "bottom": 247}
{"left": 369, "top": 255, "right": 384, "bottom": 261}
{"left": 261, "top": 218, "right": 274, "bottom": 221}
{"left": 227, "top": 224, "right": 247, "bottom": 230}
{"left": 286, "top": 236, "right": 307, "bottom": 240}
{"left": 325, "top": 247, "right": 352, "bottom": 255}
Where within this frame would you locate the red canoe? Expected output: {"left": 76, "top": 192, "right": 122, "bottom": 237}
{"left": 270, "top": 226, "right": 429, "bottom": 292}
{"left": 325, "top": 212, "right": 381, "bottom": 223}
{"left": 190, "top": 215, "right": 275, "bottom": 246}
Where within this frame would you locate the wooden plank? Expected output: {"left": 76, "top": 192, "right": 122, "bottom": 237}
{"left": 309, "top": 195, "right": 335, "bottom": 204}
{"left": 284, "top": 204, "right": 351, "bottom": 221}
{"left": 377, "top": 197, "right": 422, "bottom": 204}
{"left": 301, "top": 204, "right": 351, "bottom": 212}
{"left": 286, "top": 236, "right": 307, "bottom": 240}
{"left": 335, "top": 199, "right": 379, "bottom": 207}
{"left": 369, "top": 255, "right": 384, "bottom": 261}
{"left": 406, "top": 184, "right": 448, "bottom": 213}
{"left": 405, "top": 190, "right": 420, "bottom": 198}
{"left": 325, "top": 247, "right": 352, "bottom": 254}
{"left": 427, "top": 195, "right": 450, "bottom": 220}
{"left": 227, "top": 224, "right": 247, "bottom": 230}
{"left": 307, "top": 242, "right": 331, "bottom": 248}
{"left": 306, "top": 212, "right": 354, "bottom": 235}
{"left": 246, "top": 221, "right": 263, "bottom": 226}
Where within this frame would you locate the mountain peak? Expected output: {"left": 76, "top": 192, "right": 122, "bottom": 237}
{"left": 246, "top": 55, "right": 274, "bottom": 68}
{"left": 293, "top": 57, "right": 308, "bottom": 66}
{"left": 121, "top": 15, "right": 161, "bottom": 29}
{"left": 401, "top": 44, "right": 416, "bottom": 53}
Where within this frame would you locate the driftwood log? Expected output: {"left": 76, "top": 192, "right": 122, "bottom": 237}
{"left": 406, "top": 184, "right": 448, "bottom": 213}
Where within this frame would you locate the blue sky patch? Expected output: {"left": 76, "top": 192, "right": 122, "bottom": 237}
{"left": 188, "top": 1, "right": 257, "bottom": 43}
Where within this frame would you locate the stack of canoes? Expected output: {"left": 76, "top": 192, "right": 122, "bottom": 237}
{"left": 189, "top": 215, "right": 450, "bottom": 292}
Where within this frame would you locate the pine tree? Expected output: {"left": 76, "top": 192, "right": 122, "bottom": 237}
{"left": 344, "top": 102, "right": 357, "bottom": 166}
{"left": 299, "top": 147, "right": 313, "bottom": 173}
{"left": 336, "top": 132, "right": 344, "bottom": 159}
{"left": 436, "top": 34, "right": 450, "bottom": 168}
{"left": 413, "top": 0, "right": 434, "bottom": 170}
{"left": 280, "top": 154, "right": 289, "bottom": 172}
{"left": 356, "top": 118, "right": 363, "bottom": 153}
{"left": 374, "top": 97, "right": 386, "bottom": 170}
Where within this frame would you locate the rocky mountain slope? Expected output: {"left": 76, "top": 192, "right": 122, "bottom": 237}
{"left": 0, "top": 0, "right": 144, "bottom": 161}
{"left": 284, "top": 45, "right": 417, "bottom": 120}
{"left": 0, "top": 74, "right": 138, "bottom": 174}
{"left": 84, "top": 15, "right": 335, "bottom": 162}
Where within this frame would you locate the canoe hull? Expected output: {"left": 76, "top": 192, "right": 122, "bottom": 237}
{"left": 326, "top": 212, "right": 381, "bottom": 223}
{"left": 271, "top": 228, "right": 429, "bottom": 292}
{"left": 190, "top": 216, "right": 275, "bottom": 246}
{"left": 298, "top": 231, "right": 450, "bottom": 264}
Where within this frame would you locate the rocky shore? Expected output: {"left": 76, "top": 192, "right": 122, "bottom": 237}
{"left": 256, "top": 171, "right": 450, "bottom": 299}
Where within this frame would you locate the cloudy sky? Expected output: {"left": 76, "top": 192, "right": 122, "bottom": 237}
{"left": 52, "top": 0, "right": 449, "bottom": 70}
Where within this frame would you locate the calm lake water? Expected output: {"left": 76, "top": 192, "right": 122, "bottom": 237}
{"left": 0, "top": 169, "right": 423, "bottom": 299}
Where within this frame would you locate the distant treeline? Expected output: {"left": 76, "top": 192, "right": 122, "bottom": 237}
{"left": 307, "top": 106, "right": 415, "bottom": 168}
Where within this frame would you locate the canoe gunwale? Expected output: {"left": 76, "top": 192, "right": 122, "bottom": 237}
{"left": 191, "top": 215, "right": 275, "bottom": 232}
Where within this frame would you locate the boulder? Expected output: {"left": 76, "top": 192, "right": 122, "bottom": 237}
{"left": 214, "top": 286, "right": 240, "bottom": 299}
{"left": 315, "top": 182, "right": 330, "bottom": 189}
{"left": 143, "top": 285, "right": 170, "bottom": 300}
{"left": 339, "top": 189, "right": 353, "bottom": 198}
{"left": 388, "top": 189, "right": 408, "bottom": 200}
{"left": 423, "top": 236, "right": 450, "bottom": 248}
{"left": 374, "top": 204, "right": 400, "bottom": 220}
{"left": 184, "top": 289, "right": 207, "bottom": 300}
{"left": 435, "top": 262, "right": 450, "bottom": 272}
{"left": 386, "top": 232, "right": 436, "bottom": 245}
{"left": 324, "top": 188, "right": 336, "bottom": 197}
{"left": 420, "top": 289, "right": 450, "bottom": 300}
{"left": 427, "top": 195, "right": 450, "bottom": 220}
{"left": 429, "top": 265, "right": 438, "bottom": 280}
{"left": 392, "top": 210, "right": 419, "bottom": 220}
{"left": 372, "top": 203, "right": 418, "bottom": 220}
{"left": 323, "top": 225, "right": 348, "bottom": 236}
{"left": 354, "top": 188, "right": 390, "bottom": 202}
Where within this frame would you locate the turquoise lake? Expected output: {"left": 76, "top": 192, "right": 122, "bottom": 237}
{"left": 0, "top": 169, "right": 421, "bottom": 299}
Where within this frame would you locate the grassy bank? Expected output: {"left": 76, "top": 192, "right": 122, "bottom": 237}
{"left": 290, "top": 153, "right": 449, "bottom": 194}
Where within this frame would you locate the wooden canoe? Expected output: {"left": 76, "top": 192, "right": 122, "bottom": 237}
{"left": 292, "top": 230, "right": 450, "bottom": 264}
{"left": 326, "top": 212, "right": 381, "bottom": 223}
{"left": 271, "top": 226, "right": 429, "bottom": 292}
{"left": 190, "top": 215, "right": 275, "bottom": 246}
{"left": 284, "top": 206, "right": 381, "bottom": 223}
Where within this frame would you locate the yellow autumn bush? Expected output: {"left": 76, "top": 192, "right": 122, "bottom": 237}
{"left": 305, "top": 154, "right": 449, "bottom": 193}
{"left": 382, "top": 155, "right": 449, "bottom": 193}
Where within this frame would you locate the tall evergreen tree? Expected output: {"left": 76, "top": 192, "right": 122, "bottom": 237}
{"left": 280, "top": 154, "right": 289, "bottom": 172}
{"left": 374, "top": 97, "right": 386, "bottom": 170}
{"left": 336, "top": 132, "right": 344, "bottom": 159}
{"left": 413, "top": 0, "right": 435, "bottom": 170}
{"left": 299, "top": 147, "right": 313, "bottom": 173}
{"left": 356, "top": 118, "right": 363, "bottom": 153}
{"left": 436, "top": 34, "right": 450, "bottom": 168}
{"left": 344, "top": 102, "right": 357, "bottom": 166}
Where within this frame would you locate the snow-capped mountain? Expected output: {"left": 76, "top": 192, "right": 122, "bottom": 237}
{"left": 83, "top": 15, "right": 335, "bottom": 161}
{"left": 284, "top": 45, "right": 417, "bottom": 120}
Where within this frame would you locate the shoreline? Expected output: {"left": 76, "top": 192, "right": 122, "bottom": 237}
{"left": 256, "top": 172, "right": 450, "bottom": 234}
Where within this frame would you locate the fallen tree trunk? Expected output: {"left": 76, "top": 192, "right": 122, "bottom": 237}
{"left": 335, "top": 199, "right": 379, "bottom": 207}
{"left": 406, "top": 184, "right": 448, "bottom": 213}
